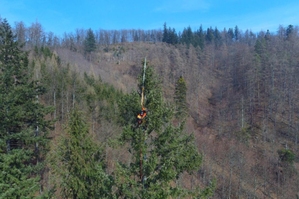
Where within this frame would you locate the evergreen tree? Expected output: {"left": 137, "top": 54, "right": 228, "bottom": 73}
{"left": 234, "top": 25, "right": 240, "bottom": 41}
{"left": 48, "top": 108, "right": 113, "bottom": 198}
{"left": 214, "top": 27, "right": 223, "bottom": 47}
{"left": 174, "top": 76, "right": 188, "bottom": 120}
{"left": 162, "top": 23, "right": 168, "bottom": 43}
{"left": 227, "top": 28, "right": 234, "bottom": 43}
{"left": 195, "top": 25, "right": 205, "bottom": 49}
{"left": 206, "top": 27, "right": 214, "bottom": 44}
{"left": 162, "top": 23, "right": 178, "bottom": 45}
{"left": 0, "top": 19, "right": 53, "bottom": 198}
{"left": 286, "top": 24, "right": 294, "bottom": 40}
{"left": 169, "top": 28, "right": 179, "bottom": 45}
{"left": 84, "top": 28, "right": 96, "bottom": 55}
{"left": 180, "top": 26, "right": 193, "bottom": 47}
{"left": 116, "top": 61, "right": 214, "bottom": 198}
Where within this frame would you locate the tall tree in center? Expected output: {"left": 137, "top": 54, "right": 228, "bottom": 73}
{"left": 116, "top": 60, "right": 214, "bottom": 198}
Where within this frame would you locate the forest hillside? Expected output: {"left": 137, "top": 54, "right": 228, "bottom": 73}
{"left": 54, "top": 31, "right": 299, "bottom": 198}
{"left": 1, "top": 18, "right": 299, "bottom": 198}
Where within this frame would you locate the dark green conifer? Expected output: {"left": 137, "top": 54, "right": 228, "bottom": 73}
{"left": 116, "top": 60, "right": 214, "bottom": 198}
{"left": 48, "top": 108, "right": 113, "bottom": 198}
{"left": 84, "top": 28, "right": 96, "bottom": 54}
{"left": 0, "top": 19, "right": 53, "bottom": 198}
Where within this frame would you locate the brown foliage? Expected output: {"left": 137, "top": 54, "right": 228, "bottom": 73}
{"left": 47, "top": 32, "right": 299, "bottom": 198}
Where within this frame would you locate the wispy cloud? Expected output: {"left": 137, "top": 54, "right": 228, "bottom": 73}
{"left": 154, "top": 0, "right": 210, "bottom": 13}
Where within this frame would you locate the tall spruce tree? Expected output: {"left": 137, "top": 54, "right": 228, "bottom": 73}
{"left": 195, "top": 25, "right": 205, "bottom": 49}
{"left": 84, "top": 28, "right": 96, "bottom": 54}
{"left": 162, "top": 23, "right": 168, "bottom": 43}
{"left": 48, "top": 108, "right": 113, "bottom": 198}
{"left": 116, "top": 60, "right": 214, "bottom": 198}
{"left": 83, "top": 28, "right": 96, "bottom": 61}
{"left": 181, "top": 26, "right": 193, "bottom": 47}
{"left": 0, "top": 19, "right": 53, "bottom": 198}
{"left": 162, "top": 23, "right": 178, "bottom": 45}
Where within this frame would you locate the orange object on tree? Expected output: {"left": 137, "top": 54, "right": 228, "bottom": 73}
{"left": 137, "top": 107, "right": 147, "bottom": 120}
{"left": 137, "top": 58, "right": 148, "bottom": 124}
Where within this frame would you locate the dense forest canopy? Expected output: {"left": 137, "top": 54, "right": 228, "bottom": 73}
{"left": 1, "top": 16, "right": 299, "bottom": 198}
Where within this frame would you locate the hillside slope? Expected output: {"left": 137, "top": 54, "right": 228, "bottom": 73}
{"left": 53, "top": 41, "right": 299, "bottom": 199}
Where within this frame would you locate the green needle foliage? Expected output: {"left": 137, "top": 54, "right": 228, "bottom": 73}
{"left": 84, "top": 28, "right": 96, "bottom": 55}
{"left": 48, "top": 108, "right": 113, "bottom": 199}
{"left": 278, "top": 149, "right": 295, "bottom": 165}
{"left": 116, "top": 61, "right": 214, "bottom": 198}
{"left": 0, "top": 19, "right": 53, "bottom": 198}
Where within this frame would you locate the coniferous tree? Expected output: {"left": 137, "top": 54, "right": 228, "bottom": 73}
{"left": 234, "top": 25, "right": 240, "bottom": 41}
{"left": 0, "top": 19, "right": 53, "bottom": 198}
{"left": 227, "top": 28, "right": 234, "bottom": 43}
{"left": 195, "top": 25, "right": 205, "bottom": 49}
{"left": 115, "top": 61, "right": 214, "bottom": 198}
{"left": 162, "top": 23, "right": 178, "bottom": 45}
{"left": 162, "top": 23, "right": 168, "bottom": 43}
{"left": 206, "top": 27, "right": 214, "bottom": 44}
{"left": 169, "top": 28, "right": 179, "bottom": 44}
{"left": 48, "top": 108, "right": 113, "bottom": 198}
{"left": 286, "top": 24, "right": 294, "bottom": 40}
{"left": 84, "top": 28, "right": 96, "bottom": 59}
{"left": 181, "top": 26, "right": 193, "bottom": 47}
{"left": 214, "top": 27, "right": 223, "bottom": 47}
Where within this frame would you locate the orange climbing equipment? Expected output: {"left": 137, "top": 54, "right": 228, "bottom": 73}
{"left": 137, "top": 58, "right": 147, "bottom": 125}
{"left": 137, "top": 107, "right": 147, "bottom": 125}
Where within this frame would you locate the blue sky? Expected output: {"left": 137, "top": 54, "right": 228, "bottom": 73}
{"left": 1, "top": 0, "right": 298, "bottom": 37}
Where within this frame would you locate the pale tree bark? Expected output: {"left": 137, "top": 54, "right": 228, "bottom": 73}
{"left": 14, "top": 21, "right": 26, "bottom": 45}
{"left": 28, "top": 20, "right": 44, "bottom": 47}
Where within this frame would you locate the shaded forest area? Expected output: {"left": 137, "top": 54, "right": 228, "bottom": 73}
{"left": 1, "top": 16, "right": 299, "bottom": 198}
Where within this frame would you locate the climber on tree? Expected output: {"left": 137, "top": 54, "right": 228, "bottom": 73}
{"left": 137, "top": 58, "right": 147, "bottom": 126}
{"left": 137, "top": 107, "right": 147, "bottom": 124}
